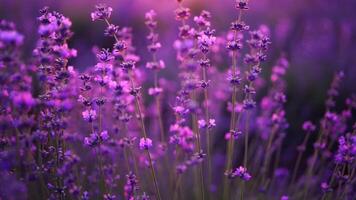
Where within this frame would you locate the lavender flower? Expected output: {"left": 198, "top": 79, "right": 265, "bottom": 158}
{"left": 225, "top": 166, "right": 252, "bottom": 181}
{"left": 82, "top": 109, "right": 97, "bottom": 122}
{"left": 334, "top": 135, "right": 356, "bottom": 164}
{"left": 175, "top": 7, "right": 191, "bottom": 21}
{"left": 321, "top": 182, "right": 332, "bottom": 193}
{"left": 0, "top": 20, "right": 24, "bottom": 46}
{"left": 302, "top": 121, "right": 316, "bottom": 132}
{"left": 124, "top": 172, "right": 139, "bottom": 199}
{"left": 197, "top": 119, "right": 216, "bottom": 129}
{"left": 139, "top": 137, "right": 153, "bottom": 150}
{"left": 91, "top": 4, "right": 113, "bottom": 21}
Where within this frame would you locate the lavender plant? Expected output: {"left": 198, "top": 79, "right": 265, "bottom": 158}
{"left": 0, "top": 0, "right": 355, "bottom": 200}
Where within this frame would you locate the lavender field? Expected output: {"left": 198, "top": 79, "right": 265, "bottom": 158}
{"left": 0, "top": 0, "right": 355, "bottom": 199}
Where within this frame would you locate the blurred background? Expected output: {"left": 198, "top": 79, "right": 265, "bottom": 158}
{"left": 1, "top": 0, "right": 355, "bottom": 135}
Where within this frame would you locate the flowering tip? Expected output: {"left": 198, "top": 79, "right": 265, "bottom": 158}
{"left": 139, "top": 137, "right": 153, "bottom": 150}
{"left": 91, "top": 4, "right": 113, "bottom": 21}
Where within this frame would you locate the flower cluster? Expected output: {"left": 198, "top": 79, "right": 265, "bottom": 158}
{"left": 225, "top": 166, "right": 252, "bottom": 181}
{"left": 91, "top": 4, "right": 113, "bottom": 21}
{"left": 84, "top": 130, "right": 109, "bottom": 147}
{"left": 139, "top": 137, "right": 153, "bottom": 150}
{"left": 334, "top": 133, "right": 356, "bottom": 164}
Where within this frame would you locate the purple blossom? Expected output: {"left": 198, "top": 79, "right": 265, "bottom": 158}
{"left": 302, "top": 121, "right": 316, "bottom": 132}
{"left": 230, "top": 21, "right": 249, "bottom": 32}
{"left": 148, "top": 87, "right": 163, "bottom": 96}
{"left": 103, "top": 194, "right": 116, "bottom": 200}
{"left": 226, "top": 166, "right": 252, "bottom": 181}
{"left": 243, "top": 99, "right": 256, "bottom": 110}
{"left": 146, "top": 60, "right": 165, "bottom": 70}
{"left": 120, "top": 60, "right": 136, "bottom": 72}
{"left": 83, "top": 131, "right": 109, "bottom": 147}
{"left": 194, "top": 15, "right": 210, "bottom": 28}
{"left": 230, "top": 129, "right": 243, "bottom": 140}
{"left": 334, "top": 135, "right": 356, "bottom": 164}
{"left": 100, "top": 130, "right": 109, "bottom": 141}
{"left": 124, "top": 172, "right": 139, "bottom": 199}
{"left": 113, "top": 40, "right": 127, "bottom": 53}
{"left": 139, "top": 137, "right": 153, "bottom": 150}
{"left": 11, "top": 91, "right": 36, "bottom": 108}
{"left": 91, "top": 4, "right": 113, "bottom": 21}
{"left": 235, "top": 0, "right": 249, "bottom": 10}
{"left": 227, "top": 73, "right": 242, "bottom": 86}
{"left": 227, "top": 39, "right": 243, "bottom": 51}
{"left": 198, "top": 34, "right": 216, "bottom": 50}
{"left": 94, "top": 62, "right": 113, "bottom": 73}
{"left": 81, "top": 191, "right": 89, "bottom": 200}
{"left": 175, "top": 7, "right": 191, "bottom": 21}
{"left": 82, "top": 109, "right": 97, "bottom": 122}
{"left": 0, "top": 25, "right": 24, "bottom": 46}
{"left": 321, "top": 182, "right": 332, "bottom": 193}
{"left": 198, "top": 119, "right": 216, "bottom": 129}
{"left": 145, "top": 10, "right": 157, "bottom": 21}
{"left": 104, "top": 24, "right": 119, "bottom": 36}
{"left": 186, "top": 150, "right": 206, "bottom": 165}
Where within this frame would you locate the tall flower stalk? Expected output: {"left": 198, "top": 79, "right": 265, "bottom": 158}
{"left": 33, "top": 7, "right": 77, "bottom": 200}
{"left": 223, "top": 1, "right": 245, "bottom": 197}
{"left": 302, "top": 71, "right": 345, "bottom": 199}
{"left": 195, "top": 10, "right": 216, "bottom": 198}
{"left": 91, "top": 4, "right": 162, "bottom": 200}
{"left": 290, "top": 121, "right": 316, "bottom": 188}
{"left": 257, "top": 56, "right": 287, "bottom": 193}
{"left": 224, "top": 1, "right": 268, "bottom": 199}
{"left": 144, "top": 10, "right": 166, "bottom": 142}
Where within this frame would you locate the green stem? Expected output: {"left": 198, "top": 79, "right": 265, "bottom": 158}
{"left": 302, "top": 148, "right": 319, "bottom": 200}
{"left": 260, "top": 126, "right": 277, "bottom": 190}
{"left": 223, "top": 8, "right": 244, "bottom": 199}
{"left": 223, "top": 80, "right": 238, "bottom": 200}
{"left": 129, "top": 73, "right": 162, "bottom": 200}
{"left": 321, "top": 164, "right": 339, "bottom": 200}
{"left": 97, "top": 144, "right": 107, "bottom": 195}
{"left": 240, "top": 111, "right": 250, "bottom": 200}
{"left": 290, "top": 133, "right": 311, "bottom": 189}
{"left": 244, "top": 112, "right": 250, "bottom": 167}
{"left": 191, "top": 89, "right": 205, "bottom": 200}
{"left": 202, "top": 60, "right": 212, "bottom": 198}
{"left": 173, "top": 175, "right": 182, "bottom": 200}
